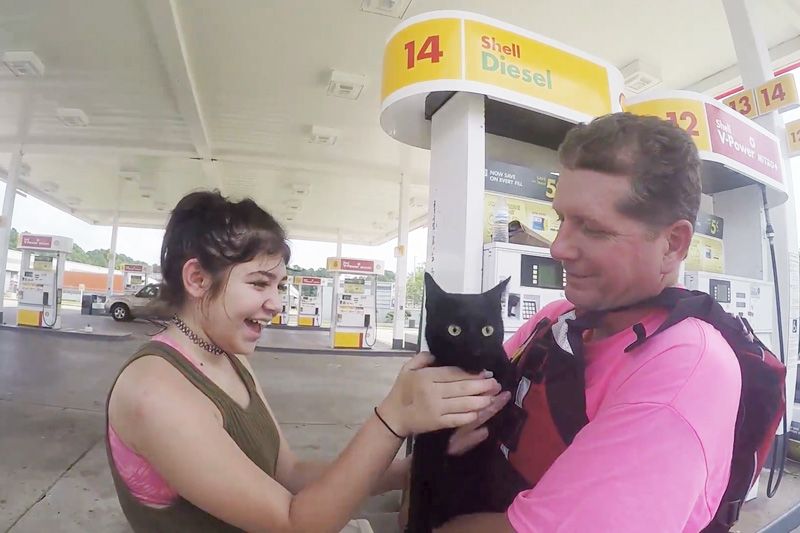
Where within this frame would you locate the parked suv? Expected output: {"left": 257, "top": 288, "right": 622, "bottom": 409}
{"left": 105, "top": 283, "right": 161, "bottom": 321}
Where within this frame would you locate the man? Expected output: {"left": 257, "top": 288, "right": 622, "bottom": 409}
{"left": 439, "top": 113, "right": 741, "bottom": 532}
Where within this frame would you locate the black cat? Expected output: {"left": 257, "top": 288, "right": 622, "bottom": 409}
{"left": 405, "top": 273, "right": 514, "bottom": 533}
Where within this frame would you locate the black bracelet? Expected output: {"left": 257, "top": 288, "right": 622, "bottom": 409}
{"left": 374, "top": 406, "right": 405, "bottom": 440}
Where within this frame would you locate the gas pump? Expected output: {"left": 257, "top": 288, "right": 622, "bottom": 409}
{"left": 123, "top": 264, "right": 148, "bottom": 294}
{"left": 626, "top": 90, "right": 798, "bottom": 500}
{"left": 483, "top": 242, "right": 566, "bottom": 340}
{"left": 297, "top": 276, "right": 323, "bottom": 327}
{"left": 271, "top": 275, "right": 293, "bottom": 325}
{"left": 17, "top": 234, "right": 73, "bottom": 329}
{"left": 481, "top": 160, "right": 566, "bottom": 340}
{"left": 327, "top": 257, "right": 383, "bottom": 349}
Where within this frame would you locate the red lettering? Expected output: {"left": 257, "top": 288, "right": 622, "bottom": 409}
{"left": 481, "top": 36, "right": 491, "bottom": 49}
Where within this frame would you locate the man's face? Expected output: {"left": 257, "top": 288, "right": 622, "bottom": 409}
{"left": 550, "top": 168, "right": 671, "bottom": 312}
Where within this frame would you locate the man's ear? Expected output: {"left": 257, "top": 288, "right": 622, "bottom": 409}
{"left": 182, "top": 258, "right": 212, "bottom": 299}
{"left": 662, "top": 220, "right": 694, "bottom": 274}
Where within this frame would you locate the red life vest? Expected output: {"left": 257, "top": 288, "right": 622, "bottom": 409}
{"left": 487, "top": 288, "right": 786, "bottom": 533}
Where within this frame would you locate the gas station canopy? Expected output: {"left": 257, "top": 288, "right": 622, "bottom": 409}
{"left": 1, "top": 0, "right": 799, "bottom": 244}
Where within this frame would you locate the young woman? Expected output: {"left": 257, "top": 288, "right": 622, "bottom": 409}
{"left": 106, "top": 190, "right": 500, "bottom": 532}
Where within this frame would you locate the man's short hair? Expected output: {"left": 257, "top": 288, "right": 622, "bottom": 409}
{"left": 558, "top": 112, "right": 702, "bottom": 229}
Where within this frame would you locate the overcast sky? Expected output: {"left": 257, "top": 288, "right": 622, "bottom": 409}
{"left": 1, "top": 182, "right": 429, "bottom": 273}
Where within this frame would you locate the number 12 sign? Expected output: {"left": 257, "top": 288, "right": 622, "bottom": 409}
{"left": 624, "top": 98, "right": 711, "bottom": 152}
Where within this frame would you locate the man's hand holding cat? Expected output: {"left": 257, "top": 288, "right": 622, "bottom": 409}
{"left": 447, "top": 390, "right": 512, "bottom": 455}
{"left": 378, "top": 352, "right": 500, "bottom": 437}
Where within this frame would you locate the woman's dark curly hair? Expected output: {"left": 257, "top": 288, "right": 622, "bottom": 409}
{"left": 157, "top": 190, "right": 290, "bottom": 310}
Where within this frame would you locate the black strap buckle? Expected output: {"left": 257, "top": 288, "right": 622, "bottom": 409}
{"left": 719, "top": 499, "right": 743, "bottom": 528}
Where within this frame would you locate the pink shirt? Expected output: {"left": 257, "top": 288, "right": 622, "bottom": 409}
{"left": 505, "top": 300, "right": 741, "bottom": 533}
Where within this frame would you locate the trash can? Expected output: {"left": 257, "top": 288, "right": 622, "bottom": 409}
{"left": 81, "top": 294, "right": 93, "bottom": 315}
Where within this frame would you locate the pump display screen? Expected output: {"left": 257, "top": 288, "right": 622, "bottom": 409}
{"left": 709, "top": 279, "right": 731, "bottom": 303}
{"left": 301, "top": 285, "right": 318, "bottom": 297}
{"left": 520, "top": 255, "right": 564, "bottom": 290}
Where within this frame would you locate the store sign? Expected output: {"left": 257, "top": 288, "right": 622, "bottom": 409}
{"left": 123, "top": 264, "right": 145, "bottom": 273}
{"left": 327, "top": 257, "right": 385, "bottom": 275}
{"left": 786, "top": 118, "right": 800, "bottom": 156}
{"left": 705, "top": 103, "right": 781, "bottom": 182}
{"left": 342, "top": 259, "right": 374, "bottom": 273}
{"left": 301, "top": 277, "right": 322, "bottom": 285}
{"left": 20, "top": 234, "right": 53, "bottom": 249}
{"left": 382, "top": 14, "right": 613, "bottom": 118}
{"left": 485, "top": 160, "right": 558, "bottom": 202}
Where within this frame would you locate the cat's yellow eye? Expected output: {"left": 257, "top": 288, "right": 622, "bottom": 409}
{"left": 447, "top": 324, "right": 462, "bottom": 336}
{"left": 482, "top": 325, "right": 495, "bottom": 337}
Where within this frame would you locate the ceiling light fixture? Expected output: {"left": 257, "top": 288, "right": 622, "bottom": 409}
{"left": 360, "top": 0, "right": 413, "bottom": 18}
{"left": 1, "top": 51, "right": 45, "bottom": 77}
{"left": 56, "top": 107, "right": 89, "bottom": 127}
{"left": 327, "top": 70, "right": 367, "bottom": 100}
{"left": 309, "top": 125, "right": 339, "bottom": 145}
{"left": 621, "top": 59, "right": 662, "bottom": 94}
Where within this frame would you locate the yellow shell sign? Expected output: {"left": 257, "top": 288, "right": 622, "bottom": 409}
{"left": 380, "top": 11, "right": 624, "bottom": 149}
{"left": 462, "top": 20, "right": 611, "bottom": 118}
{"left": 382, "top": 18, "right": 462, "bottom": 101}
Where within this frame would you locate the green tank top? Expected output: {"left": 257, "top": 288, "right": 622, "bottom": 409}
{"left": 105, "top": 340, "right": 281, "bottom": 532}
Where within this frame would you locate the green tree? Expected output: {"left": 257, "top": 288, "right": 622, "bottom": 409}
{"left": 66, "top": 245, "right": 148, "bottom": 270}
{"left": 378, "top": 270, "right": 396, "bottom": 282}
{"left": 9, "top": 227, "right": 19, "bottom": 249}
{"left": 287, "top": 265, "right": 332, "bottom": 279}
{"left": 405, "top": 266, "right": 425, "bottom": 307}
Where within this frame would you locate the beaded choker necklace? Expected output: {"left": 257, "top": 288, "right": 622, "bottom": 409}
{"left": 172, "top": 315, "right": 229, "bottom": 357}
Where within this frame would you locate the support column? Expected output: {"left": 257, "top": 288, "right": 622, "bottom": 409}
{"left": 422, "top": 92, "right": 485, "bottom": 351}
{"left": 0, "top": 148, "right": 23, "bottom": 313}
{"left": 335, "top": 229, "right": 343, "bottom": 258}
{"left": 392, "top": 173, "right": 411, "bottom": 349}
{"left": 426, "top": 92, "right": 485, "bottom": 291}
{"left": 106, "top": 214, "right": 119, "bottom": 297}
{"left": 724, "top": 0, "right": 799, "bottom": 432}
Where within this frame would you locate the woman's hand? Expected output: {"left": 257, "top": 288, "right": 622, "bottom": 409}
{"left": 378, "top": 352, "right": 500, "bottom": 437}
{"left": 447, "top": 390, "right": 512, "bottom": 455}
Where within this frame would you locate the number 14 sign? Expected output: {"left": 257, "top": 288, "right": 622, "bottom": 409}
{"left": 723, "top": 73, "right": 799, "bottom": 118}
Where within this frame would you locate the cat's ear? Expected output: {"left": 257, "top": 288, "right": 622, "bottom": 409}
{"left": 424, "top": 272, "right": 445, "bottom": 312}
{"left": 424, "top": 272, "right": 445, "bottom": 295}
{"left": 485, "top": 276, "right": 511, "bottom": 302}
